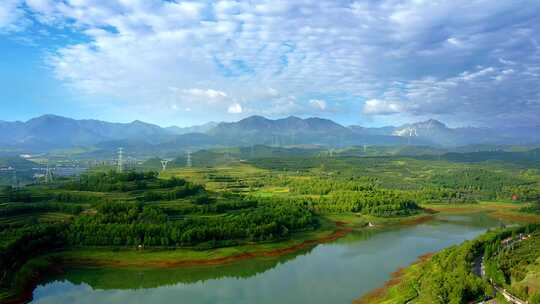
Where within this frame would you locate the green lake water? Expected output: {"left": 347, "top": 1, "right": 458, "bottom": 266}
{"left": 31, "top": 213, "right": 506, "bottom": 304}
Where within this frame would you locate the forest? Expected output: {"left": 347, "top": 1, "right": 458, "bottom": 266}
{"left": 366, "top": 223, "right": 540, "bottom": 304}
{"left": 1, "top": 153, "right": 539, "bottom": 302}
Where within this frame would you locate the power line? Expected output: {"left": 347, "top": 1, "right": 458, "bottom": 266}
{"left": 186, "top": 150, "right": 192, "bottom": 168}
{"left": 45, "top": 160, "right": 54, "bottom": 184}
{"left": 160, "top": 160, "right": 170, "bottom": 171}
{"left": 11, "top": 170, "right": 19, "bottom": 188}
{"left": 117, "top": 148, "right": 124, "bottom": 173}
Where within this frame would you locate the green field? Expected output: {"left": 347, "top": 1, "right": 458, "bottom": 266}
{"left": 1, "top": 151, "right": 540, "bottom": 302}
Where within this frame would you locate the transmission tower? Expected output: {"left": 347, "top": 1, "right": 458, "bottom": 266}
{"left": 117, "top": 148, "right": 124, "bottom": 173}
{"left": 186, "top": 150, "right": 192, "bottom": 168}
{"left": 160, "top": 160, "right": 170, "bottom": 171}
{"left": 45, "top": 160, "right": 54, "bottom": 184}
{"left": 329, "top": 149, "right": 335, "bottom": 157}
{"left": 11, "top": 170, "right": 19, "bottom": 188}
{"left": 407, "top": 128, "right": 418, "bottom": 145}
{"left": 225, "top": 150, "right": 231, "bottom": 163}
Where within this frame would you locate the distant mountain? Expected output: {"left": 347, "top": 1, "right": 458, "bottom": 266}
{"left": 210, "top": 116, "right": 349, "bottom": 134}
{"left": 352, "top": 119, "right": 536, "bottom": 147}
{"left": 391, "top": 119, "right": 459, "bottom": 146}
{"left": 166, "top": 122, "right": 218, "bottom": 135}
{"left": 1, "top": 114, "right": 539, "bottom": 155}
{"left": 0, "top": 115, "right": 172, "bottom": 151}
{"left": 392, "top": 119, "right": 447, "bottom": 136}
{"left": 207, "top": 115, "right": 385, "bottom": 146}
{"left": 349, "top": 125, "right": 395, "bottom": 136}
{"left": 0, "top": 156, "right": 37, "bottom": 170}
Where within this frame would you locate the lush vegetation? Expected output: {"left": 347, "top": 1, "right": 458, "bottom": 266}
{"left": 1, "top": 150, "right": 540, "bottom": 302}
{"left": 0, "top": 169, "right": 320, "bottom": 299}
{"left": 364, "top": 224, "right": 540, "bottom": 304}
{"left": 484, "top": 226, "right": 540, "bottom": 303}
{"left": 67, "top": 201, "right": 315, "bottom": 247}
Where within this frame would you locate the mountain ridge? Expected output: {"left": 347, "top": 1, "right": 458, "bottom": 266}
{"left": 0, "top": 114, "right": 539, "bottom": 152}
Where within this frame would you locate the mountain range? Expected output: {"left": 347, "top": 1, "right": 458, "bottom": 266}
{"left": 0, "top": 114, "right": 539, "bottom": 155}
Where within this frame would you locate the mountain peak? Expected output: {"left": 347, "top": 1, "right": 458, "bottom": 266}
{"left": 28, "top": 114, "right": 71, "bottom": 123}
{"left": 396, "top": 119, "right": 448, "bottom": 130}
{"left": 239, "top": 115, "right": 269, "bottom": 123}
{"left": 282, "top": 115, "right": 302, "bottom": 121}
{"left": 421, "top": 119, "right": 447, "bottom": 128}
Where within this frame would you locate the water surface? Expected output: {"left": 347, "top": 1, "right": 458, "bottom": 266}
{"left": 32, "top": 213, "right": 505, "bottom": 304}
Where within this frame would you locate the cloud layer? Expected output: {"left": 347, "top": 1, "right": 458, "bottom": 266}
{"left": 2, "top": 0, "right": 540, "bottom": 126}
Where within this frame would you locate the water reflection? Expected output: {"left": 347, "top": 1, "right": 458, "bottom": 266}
{"left": 43, "top": 248, "right": 312, "bottom": 290}
{"left": 32, "top": 213, "right": 507, "bottom": 304}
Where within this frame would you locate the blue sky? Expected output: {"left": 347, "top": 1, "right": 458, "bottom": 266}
{"left": 1, "top": 0, "right": 539, "bottom": 127}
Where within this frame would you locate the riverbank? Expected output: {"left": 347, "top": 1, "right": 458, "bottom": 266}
{"left": 423, "top": 201, "right": 540, "bottom": 223}
{"left": 26, "top": 211, "right": 511, "bottom": 304}
{"left": 354, "top": 211, "right": 540, "bottom": 304}
{"left": 48, "top": 212, "right": 435, "bottom": 269}
{"left": 0, "top": 218, "right": 351, "bottom": 304}
{"left": 54, "top": 222, "right": 352, "bottom": 269}
{"left": 353, "top": 253, "right": 434, "bottom": 304}
{"left": 1, "top": 211, "right": 433, "bottom": 303}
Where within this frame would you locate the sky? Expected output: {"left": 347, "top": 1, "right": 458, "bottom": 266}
{"left": 0, "top": 0, "right": 539, "bottom": 128}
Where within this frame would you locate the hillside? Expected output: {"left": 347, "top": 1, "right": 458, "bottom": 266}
{"left": 1, "top": 115, "right": 540, "bottom": 154}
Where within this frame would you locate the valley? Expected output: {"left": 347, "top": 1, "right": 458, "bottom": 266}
{"left": 3, "top": 2, "right": 540, "bottom": 303}
{"left": 1, "top": 149, "right": 540, "bottom": 303}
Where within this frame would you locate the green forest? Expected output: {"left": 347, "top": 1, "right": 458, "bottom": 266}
{"left": 1, "top": 152, "right": 540, "bottom": 302}
{"left": 367, "top": 223, "right": 540, "bottom": 304}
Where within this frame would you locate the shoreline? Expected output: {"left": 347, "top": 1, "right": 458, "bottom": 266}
{"left": 353, "top": 203, "right": 540, "bottom": 304}
{"left": 3, "top": 214, "right": 429, "bottom": 303}
{"left": 58, "top": 222, "right": 353, "bottom": 269}
{"left": 2, "top": 221, "right": 353, "bottom": 304}
{"left": 423, "top": 202, "right": 540, "bottom": 223}
{"left": 7, "top": 205, "right": 536, "bottom": 303}
{"left": 353, "top": 252, "right": 434, "bottom": 304}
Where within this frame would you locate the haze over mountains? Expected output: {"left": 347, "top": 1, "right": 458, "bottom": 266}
{"left": 0, "top": 114, "right": 539, "bottom": 153}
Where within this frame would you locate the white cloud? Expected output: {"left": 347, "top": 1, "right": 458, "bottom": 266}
{"left": 363, "top": 99, "right": 403, "bottom": 115}
{"left": 25, "top": 0, "right": 55, "bottom": 18}
{"left": 2, "top": 0, "right": 540, "bottom": 125}
{"left": 309, "top": 99, "right": 327, "bottom": 111}
{"left": 446, "top": 37, "right": 462, "bottom": 47}
{"left": 227, "top": 102, "right": 242, "bottom": 114}
{"left": 373, "top": 61, "right": 540, "bottom": 124}
{"left": 0, "top": 0, "right": 25, "bottom": 32}
{"left": 183, "top": 89, "right": 227, "bottom": 100}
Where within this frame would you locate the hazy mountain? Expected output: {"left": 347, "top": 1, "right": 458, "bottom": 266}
{"left": 493, "top": 125, "right": 540, "bottom": 144}
{"left": 166, "top": 122, "right": 218, "bottom": 135}
{"left": 352, "top": 119, "right": 535, "bottom": 147}
{"left": 391, "top": 119, "right": 459, "bottom": 146}
{"left": 0, "top": 156, "right": 37, "bottom": 170}
{"left": 0, "top": 115, "right": 172, "bottom": 150}
{"left": 349, "top": 125, "right": 396, "bottom": 136}
{"left": 208, "top": 116, "right": 364, "bottom": 146}
{"left": 1, "top": 114, "right": 539, "bottom": 154}
{"left": 392, "top": 119, "right": 448, "bottom": 136}
{"left": 210, "top": 116, "right": 349, "bottom": 134}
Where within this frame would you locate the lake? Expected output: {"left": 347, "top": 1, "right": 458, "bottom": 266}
{"left": 31, "top": 212, "right": 506, "bottom": 304}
